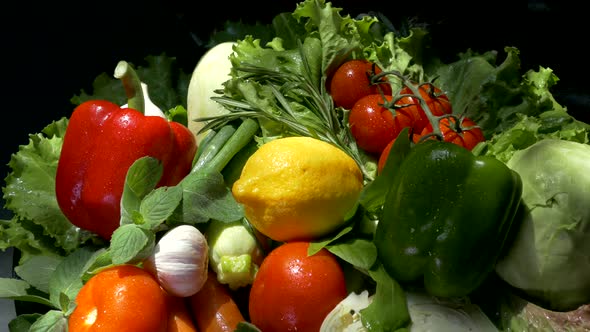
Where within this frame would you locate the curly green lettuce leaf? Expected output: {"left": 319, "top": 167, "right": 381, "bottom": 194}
{"left": 365, "top": 27, "right": 431, "bottom": 92}
{"left": 473, "top": 109, "right": 589, "bottom": 163}
{"left": 1, "top": 118, "right": 99, "bottom": 262}
{"left": 293, "top": 0, "right": 379, "bottom": 75}
{"left": 433, "top": 47, "right": 569, "bottom": 140}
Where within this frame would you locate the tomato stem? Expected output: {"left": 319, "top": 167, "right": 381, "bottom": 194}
{"left": 375, "top": 71, "right": 460, "bottom": 141}
{"left": 402, "top": 82, "right": 444, "bottom": 140}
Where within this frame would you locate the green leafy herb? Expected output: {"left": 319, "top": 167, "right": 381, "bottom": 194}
{"left": 14, "top": 255, "right": 62, "bottom": 294}
{"left": 171, "top": 170, "right": 243, "bottom": 225}
{"left": 139, "top": 186, "right": 183, "bottom": 228}
{"left": 120, "top": 156, "right": 164, "bottom": 226}
{"left": 0, "top": 278, "right": 54, "bottom": 308}
{"left": 1, "top": 118, "right": 102, "bottom": 262}
{"left": 48, "top": 247, "right": 95, "bottom": 311}
{"left": 109, "top": 224, "right": 155, "bottom": 265}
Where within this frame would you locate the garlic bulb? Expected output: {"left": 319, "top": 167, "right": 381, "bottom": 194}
{"left": 144, "top": 224, "right": 209, "bottom": 297}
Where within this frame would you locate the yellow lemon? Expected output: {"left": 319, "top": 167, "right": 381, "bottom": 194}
{"left": 232, "top": 136, "right": 363, "bottom": 242}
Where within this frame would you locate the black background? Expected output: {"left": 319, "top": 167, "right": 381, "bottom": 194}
{"left": 1, "top": 0, "right": 587, "bottom": 185}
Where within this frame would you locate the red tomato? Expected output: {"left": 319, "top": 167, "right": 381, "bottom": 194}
{"left": 349, "top": 91, "right": 439, "bottom": 155}
{"left": 395, "top": 83, "right": 452, "bottom": 133}
{"left": 348, "top": 94, "right": 396, "bottom": 154}
{"left": 377, "top": 127, "right": 416, "bottom": 175}
{"left": 329, "top": 59, "right": 392, "bottom": 110}
{"left": 249, "top": 242, "right": 348, "bottom": 332}
{"left": 391, "top": 101, "right": 421, "bottom": 139}
{"left": 68, "top": 265, "right": 168, "bottom": 332}
{"left": 417, "top": 117, "right": 485, "bottom": 150}
{"left": 377, "top": 139, "right": 395, "bottom": 175}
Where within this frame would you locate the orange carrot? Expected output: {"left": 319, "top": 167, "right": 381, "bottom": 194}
{"left": 188, "top": 270, "right": 246, "bottom": 332}
{"left": 167, "top": 294, "right": 199, "bottom": 332}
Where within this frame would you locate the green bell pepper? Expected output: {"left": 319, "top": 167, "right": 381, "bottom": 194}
{"left": 374, "top": 140, "right": 522, "bottom": 298}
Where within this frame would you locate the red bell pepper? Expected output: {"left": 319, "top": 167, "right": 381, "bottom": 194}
{"left": 55, "top": 61, "right": 197, "bottom": 240}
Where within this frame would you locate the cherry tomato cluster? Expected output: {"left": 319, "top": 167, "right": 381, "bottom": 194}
{"left": 328, "top": 59, "right": 486, "bottom": 174}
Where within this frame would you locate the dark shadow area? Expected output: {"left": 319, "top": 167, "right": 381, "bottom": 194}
{"left": 1, "top": 0, "right": 587, "bottom": 188}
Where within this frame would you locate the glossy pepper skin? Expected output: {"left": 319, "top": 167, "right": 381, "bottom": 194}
{"left": 374, "top": 140, "right": 522, "bottom": 298}
{"left": 55, "top": 100, "right": 196, "bottom": 240}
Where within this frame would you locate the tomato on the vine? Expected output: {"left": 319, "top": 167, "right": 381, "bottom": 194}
{"left": 376, "top": 128, "right": 414, "bottom": 175}
{"left": 349, "top": 91, "right": 437, "bottom": 155}
{"left": 68, "top": 264, "right": 168, "bottom": 332}
{"left": 348, "top": 94, "right": 396, "bottom": 154}
{"left": 328, "top": 59, "right": 392, "bottom": 110}
{"left": 378, "top": 116, "right": 484, "bottom": 174}
{"left": 249, "top": 241, "right": 348, "bottom": 332}
{"left": 377, "top": 138, "right": 395, "bottom": 174}
{"left": 395, "top": 83, "right": 453, "bottom": 133}
{"left": 417, "top": 116, "right": 485, "bottom": 150}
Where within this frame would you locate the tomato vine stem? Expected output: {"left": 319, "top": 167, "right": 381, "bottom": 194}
{"left": 372, "top": 70, "right": 465, "bottom": 142}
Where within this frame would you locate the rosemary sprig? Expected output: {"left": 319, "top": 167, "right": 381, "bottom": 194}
{"left": 193, "top": 51, "right": 374, "bottom": 181}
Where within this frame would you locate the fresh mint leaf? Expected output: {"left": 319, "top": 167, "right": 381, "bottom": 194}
{"left": 48, "top": 247, "right": 96, "bottom": 311}
{"left": 131, "top": 210, "right": 145, "bottom": 225}
{"left": 8, "top": 313, "right": 40, "bottom": 332}
{"left": 120, "top": 156, "right": 163, "bottom": 226}
{"left": 81, "top": 248, "right": 112, "bottom": 280}
{"left": 0, "top": 278, "right": 55, "bottom": 308}
{"left": 0, "top": 278, "right": 31, "bottom": 297}
{"left": 171, "top": 171, "right": 243, "bottom": 225}
{"left": 14, "top": 255, "right": 63, "bottom": 294}
{"left": 109, "top": 224, "right": 155, "bottom": 265}
{"left": 139, "top": 185, "right": 183, "bottom": 229}
{"left": 58, "top": 292, "right": 70, "bottom": 316}
{"left": 28, "top": 310, "right": 68, "bottom": 332}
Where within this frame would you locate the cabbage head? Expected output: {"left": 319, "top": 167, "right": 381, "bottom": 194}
{"left": 495, "top": 139, "right": 590, "bottom": 312}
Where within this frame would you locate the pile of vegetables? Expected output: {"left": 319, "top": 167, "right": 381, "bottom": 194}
{"left": 1, "top": 0, "right": 590, "bottom": 331}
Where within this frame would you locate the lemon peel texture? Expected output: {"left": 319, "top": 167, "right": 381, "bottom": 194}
{"left": 232, "top": 136, "right": 363, "bottom": 242}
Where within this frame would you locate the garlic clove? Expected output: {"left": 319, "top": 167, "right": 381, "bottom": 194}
{"left": 144, "top": 224, "right": 209, "bottom": 297}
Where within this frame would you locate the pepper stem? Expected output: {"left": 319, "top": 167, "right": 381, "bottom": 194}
{"left": 114, "top": 61, "right": 145, "bottom": 114}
